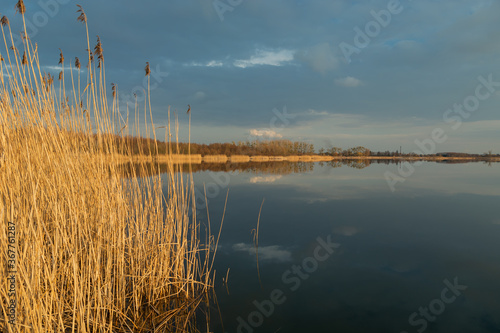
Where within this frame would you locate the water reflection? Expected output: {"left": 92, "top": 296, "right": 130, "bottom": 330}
{"left": 183, "top": 162, "right": 500, "bottom": 333}
{"left": 119, "top": 158, "right": 499, "bottom": 179}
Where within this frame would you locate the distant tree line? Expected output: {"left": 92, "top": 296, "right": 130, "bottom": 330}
{"left": 318, "top": 146, "right": 371, "bottom": 156}
{"left": 111, "top": 136, "right": 497, "bottom": 158}
{"left": 435, "top": 151, "right": 500, "bottom": 157}
{"left": 115, "top": 138, "right": 316, "bottom": 156}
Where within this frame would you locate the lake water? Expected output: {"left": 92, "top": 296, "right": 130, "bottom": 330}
{"left": 178, "top": 161, "right": 500, "bottom": 333}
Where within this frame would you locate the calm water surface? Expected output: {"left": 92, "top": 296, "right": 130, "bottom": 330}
{"left": 174, "top": 161, "right": 500, "bottom": 333}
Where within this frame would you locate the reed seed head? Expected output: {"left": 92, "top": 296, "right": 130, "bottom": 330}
{"left": 22, "top": 51, "right": 27, "bottom": 65}
{"left": 145, "top": 62, "right": 151, "bottom": 77}
{"left": 75, "top": 57, "right": 81, "bottom": 70}
{"left": 94, "top": 36, "right": 103, "bottom": 68}
{"left": 1, "top": 16, "right": 9, "bottom": 27}
{"left": 111, "top": 83, "right": 116, "bottom": 98}
{"left": 58, "top": 49, "right": 64, "bottom": 65}
{"left": 187, "top": 104, "right": 191, "bottom": 114}
{"left": 76, "top": 5, "right": 87, "bottom": 23}
{"left": 15, "top": 0, "right": 26, "bottom": 15}
{"left": 46, "top": 73, "right": 54, "bottom": 87}
{"left": 85, "top": 49, "right": 94, "bottom": 63}
{"left": 58, "top": 71, "right": 63, "bottom": 81}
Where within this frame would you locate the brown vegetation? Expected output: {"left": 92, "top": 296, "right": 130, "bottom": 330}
{"left": 0, "top": 5, "right": 212, "bottom": 332}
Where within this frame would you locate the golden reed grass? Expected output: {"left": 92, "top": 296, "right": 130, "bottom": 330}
{"left": 0, "top": 2, "right": 214, "bottom": 332}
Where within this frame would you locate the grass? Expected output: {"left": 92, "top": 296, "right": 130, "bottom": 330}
{"left": 0, "top": 2, "right": 213, "bottom": 332}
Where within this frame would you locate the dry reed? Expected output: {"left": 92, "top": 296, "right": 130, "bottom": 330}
{"left": 0, "top": 4, "right": 213, "bottom": 332}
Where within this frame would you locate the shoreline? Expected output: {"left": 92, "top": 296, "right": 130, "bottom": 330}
{"left": 114, "top": 154, "right": 500, "bottom": 164}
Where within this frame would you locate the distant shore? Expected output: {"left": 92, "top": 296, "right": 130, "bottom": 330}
{"left": 114, "top": 154, "right": 500, "bottom": 164}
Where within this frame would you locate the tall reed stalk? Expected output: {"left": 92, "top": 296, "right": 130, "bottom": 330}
{"left": 0, "top": 3, "right": 213, "bottom": 332}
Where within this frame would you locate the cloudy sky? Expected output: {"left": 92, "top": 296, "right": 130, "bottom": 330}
{"left": 2, "top": 0, "right": 499, "bottom": 152}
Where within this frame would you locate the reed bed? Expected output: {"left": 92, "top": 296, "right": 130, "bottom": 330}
{"left": 0, "top": 3, "right": 213, "bottom": 332}
{"left": 249, "top": 156, "right": 270, "bottom": 162}
{"left": 113, "top": 154, "right": 203, "bottom": 165}
{"left": 201, "top": 155, "right": 228, "bottom": 164}
{"left": 228, "top": 155, "right": 250, "bottom": 163}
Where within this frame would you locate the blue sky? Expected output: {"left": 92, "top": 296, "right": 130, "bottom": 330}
{"left": 1, "top": 0, "right": 499, "bottom": 153}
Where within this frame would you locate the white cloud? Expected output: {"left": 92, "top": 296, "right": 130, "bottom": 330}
{"left": 186, "top": 60, "right": 223, "bottom": 67}
{"left": 1, "top": 68, "right": 12, "bottom": 78}
{"left": 194, "top": 91, "right": 206, "bottom": 100}
{"left": 206, "top": 60, "right": 223, "bottom": 67}
{"left": 43, "top": 65, "right": 79, "bottom": 72}
{"left": 335, "top": 76, "right": 363, "bottom": 87}
{"left": 249, "top": 129, "right": 283, "bottom": 138}
{"left": 233, "top": 243, "right": 292, "bottom": 262}
{"left": 250, "top": 175, "right": 282, "bottom": 183}
{"left": 234, "top": 49, "right": 295, "bottom": 68}
{"left": 304, "top": 109, "right": 329, "bottom": 116}
{"left": 295, "top": 43, "right": 339, "bottom": 73}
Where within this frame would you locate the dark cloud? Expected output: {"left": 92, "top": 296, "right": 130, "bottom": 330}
{"left": 0, "top": 0, "right": 498, "bottom": 151}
